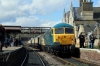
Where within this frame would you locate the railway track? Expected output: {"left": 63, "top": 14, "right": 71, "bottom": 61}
{"left": 71, "top": 57, "right": 100, "bottom": 66}
{"left": 21, "top": 47, "right": 100, "bottom": 66}
{"left": 34, "top": 51, "right": 46, "bottom": 66}
{"left": 21, "top": 47, "right": 49, "bottom": 66}
{"left": 37, "top": 50, "right": 88, "bottom": 66}
{"left": 63, "top": 57, "right": 88, "bottom": 66}
{"left": 47, "top": 54, "right": 88, "bottom": 66}
{"left": 57, "top": 56, "right": 100, "bottom": 66}
{"left": 40, "top": 50, "right": 100, "bottom": 66}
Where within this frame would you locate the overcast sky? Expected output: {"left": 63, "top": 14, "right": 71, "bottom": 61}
{"left": 0, "top": 0, "right": 99, "bottom": 27}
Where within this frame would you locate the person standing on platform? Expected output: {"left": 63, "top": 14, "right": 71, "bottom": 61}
{"left": 14, "top": 38, "right": 18, "bottom": 46}
{"left": 0, "top": 24, "right": 6, "bottom": 52}
{"left": 89, "top": 34, "right": 96, "bottom": 49}
{"left": 78, "top": 32, "right": 85, "bottom": 48}
{"left": 10, "top": 37, "right": 14, "bottom": 47}
{"left": 4, "top": 35, "right": 9, "bottom": 48}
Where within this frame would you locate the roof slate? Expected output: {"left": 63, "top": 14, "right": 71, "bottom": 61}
{"left": 84, "top": 25, "right": 96, "bottom": 34}
{"left": 72, "top": 7, "right": 100, "bottom": 20}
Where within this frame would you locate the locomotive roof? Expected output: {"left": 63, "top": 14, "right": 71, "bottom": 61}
{"left": 53, "top": 23, "right": 73, "bottom": 28}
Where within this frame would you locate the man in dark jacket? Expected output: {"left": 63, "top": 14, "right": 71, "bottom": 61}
{"left": 0, "top": 24, "right": 6, "bottom": 52}
{"left": 79, "top": 32, "right": 85, "bottom": 48}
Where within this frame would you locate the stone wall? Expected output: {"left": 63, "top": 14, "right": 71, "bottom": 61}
{"left": 80, "top": 48, "right": 100, "bottom": 64}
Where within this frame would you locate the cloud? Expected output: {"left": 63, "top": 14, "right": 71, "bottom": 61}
{"left": 41, "top": 20, "right": 61, "bottom": 27}
{"left": 2, "top": 16, "right": 39, "bottom": 26}
{"left": 31, "top": 0, "right": 70, "bottom": 15}
{"left": 0, "top": 0, "right": 73, "bottom": 27}
{"left": 2, "top": 16, "right": 61, "bottom": 27}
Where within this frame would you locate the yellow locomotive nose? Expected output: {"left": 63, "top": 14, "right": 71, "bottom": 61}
{"left": 61, "top": 36, "right": 67, "bottom": 43}
{"left": 56, "top": 35, "right": 75, "bottom": 45}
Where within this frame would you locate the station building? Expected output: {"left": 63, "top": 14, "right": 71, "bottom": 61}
{"left": 62, "top": 0, "right": 100, "bottom": 46}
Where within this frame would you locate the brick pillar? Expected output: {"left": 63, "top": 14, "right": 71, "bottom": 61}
{"left": 74, "top": 25, "right": 79, "bottom": 47}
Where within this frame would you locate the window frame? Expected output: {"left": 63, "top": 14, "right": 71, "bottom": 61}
{"left": 65, "top": 28, "right": 74, "bottom": 34}
{"left": 54, "top": 28, "right": 64, "bottom": 34}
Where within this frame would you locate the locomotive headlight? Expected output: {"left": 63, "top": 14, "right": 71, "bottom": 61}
{"left": 58, "top": 36, "right": 60, "bottom": 39}
{"left": 69, "top": 36, "right": 71, "bottom": 39}
{"left": 71, "top": 36, "right": 74, "bottom": 44}
{"left": 56, "top": 36, "right": 58, "bottom": 41}
{"left": 56, "top": 36, "right": 60, "bottom": 41}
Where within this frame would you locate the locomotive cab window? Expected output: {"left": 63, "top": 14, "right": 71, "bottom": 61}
{"left": 51, "top": 29, "right": 53, "bottom": 34}
{"left": 65, "top": 28, "right": 74, "bottom": 34}
{"left": 55, "top": 28, "right": 64, "bottom": 34}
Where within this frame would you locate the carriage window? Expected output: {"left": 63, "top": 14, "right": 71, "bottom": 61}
{"left": 65, "top": 28, "right": 74, "bottom": 34}
{"left": 55, "top": 28, "right": 64, "bottom": 34}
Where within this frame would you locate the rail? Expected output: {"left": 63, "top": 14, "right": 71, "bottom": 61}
{"left": 20, "top": 48, "right": 28, "bottom": 66}
{"left": 35, "top": 51, "right": 46, "bottom": 66}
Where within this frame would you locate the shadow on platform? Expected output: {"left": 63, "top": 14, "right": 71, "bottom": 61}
{"left": 72, "top": 48, "right": 80, "bottom": 58}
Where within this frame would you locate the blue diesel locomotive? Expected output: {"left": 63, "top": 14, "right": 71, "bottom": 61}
{"left": 28, "top": 23, "right": 77, "bottom": 56}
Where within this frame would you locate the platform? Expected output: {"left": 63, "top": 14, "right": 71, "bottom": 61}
{"left": 0, "top": 47, "right": 22, "bottom": 54}
{"left": 80, "top": 48, "right": 100, "bottom": 64}
{"left": 0, "top": 46, "right": 25, "bottom": 66}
